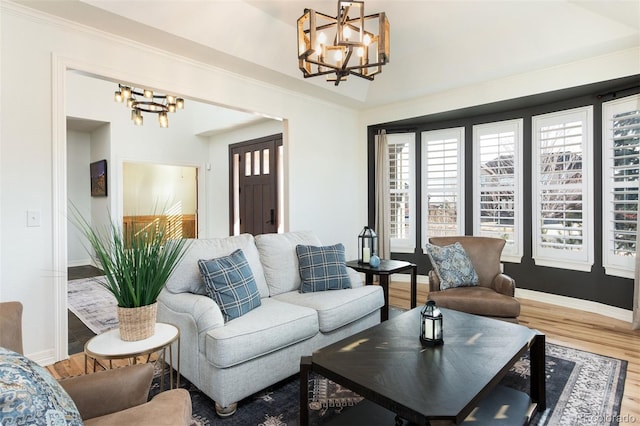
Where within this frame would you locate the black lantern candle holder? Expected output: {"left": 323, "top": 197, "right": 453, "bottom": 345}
{"left": 420, "top": 300, "right": 443, "bottom": 346}
{"left": 358, "top": 226, "right": 378, "bottom": 264}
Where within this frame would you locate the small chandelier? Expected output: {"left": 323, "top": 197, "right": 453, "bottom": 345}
{"left": 297, "top": 0, "right": 389, "bottom": 85}
{"left": 114, "top": 84, "right": 184, "bottom": 128}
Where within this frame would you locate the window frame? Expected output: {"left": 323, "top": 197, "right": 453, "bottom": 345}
{"left": 421, "top": 127, "right": 465, "bottom": 249}
{"left": 602, "top": 94, "right": 640, "bottom": 279}
{"left": 531, "top": 106, "right": 594, "bottom": 272}
{"left": 472, "top": 119, "right": 524, "bottom": 263}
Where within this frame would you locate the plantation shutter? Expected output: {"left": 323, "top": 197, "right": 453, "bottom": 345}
{"left": 422, "top": 128, "right": 464, "bottom": 239}
{"left": 532, "top": 106, "right": 594, "bottom": 271}
{"left": 473, "top": 119, "right": 523, "bottom": 262}
{"left": 387, "top": 133, "right": 415, "bottom": 251}
{"left": 603, "top": 94, "right": 640, "bottom": 278}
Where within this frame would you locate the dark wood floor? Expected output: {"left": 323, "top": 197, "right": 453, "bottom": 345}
{"left": 67, "top": 265, "right": 103, "bottom": 355}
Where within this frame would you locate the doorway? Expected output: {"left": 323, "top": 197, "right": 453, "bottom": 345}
{"left": 123, "top": 162, "right": 199, "bottom": 240}
{"left": 230, "top": 134, "right": 283, "bottom": 236}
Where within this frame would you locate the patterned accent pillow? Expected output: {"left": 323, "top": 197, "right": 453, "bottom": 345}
{"left": 425, "top": 242, "right": 479, "bottom": 290}
{"left": 198, "top": 249, "right": 262, "bottom": 322}
{"left": 296, "top": 243, "right": 352, "bottom": 293}
{"left": 0, "top": 347, "right": 82, "bottom": 426}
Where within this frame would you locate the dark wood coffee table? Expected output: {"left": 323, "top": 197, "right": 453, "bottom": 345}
{"left": 300, "top": 308, "right": 545, "bottom": 425}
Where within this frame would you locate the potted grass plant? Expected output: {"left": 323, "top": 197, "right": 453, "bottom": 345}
{"left": 71, "top": 207, "right": 190, "bottom": 341}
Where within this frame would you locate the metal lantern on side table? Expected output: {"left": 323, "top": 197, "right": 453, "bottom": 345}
{"left": 420, "top": 300, "right": 443, "bottom": 346}
{"left": 357, "top": 226, "right": 378, "bottom": 264}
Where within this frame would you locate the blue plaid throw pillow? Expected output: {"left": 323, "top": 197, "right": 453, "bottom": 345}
{"left": 198, "top": 249, "right": 261, "bottom": 322}
{"left": 296, "top": 243, "right": 352, "bottom": 293}
{"left": 425, "top": 242, "right": 479, "bottom": 290}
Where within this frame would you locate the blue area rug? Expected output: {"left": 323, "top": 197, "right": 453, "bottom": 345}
{"left": 150, "top": 342, "right": 627, "bottom": 426}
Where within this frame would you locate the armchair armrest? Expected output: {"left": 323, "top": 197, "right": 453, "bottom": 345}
{"left": 490, "top": 273, "right": 516, "bottom": 297}
{"left": 59, "top": 363, "right": 153, "bottom": 420}
{"left": 428, "top": 270, "right": 441, "bottom": 292}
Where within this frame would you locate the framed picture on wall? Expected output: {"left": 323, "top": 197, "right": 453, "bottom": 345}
{"left": 90, "top": 159, "right": 108, "bottom": 197}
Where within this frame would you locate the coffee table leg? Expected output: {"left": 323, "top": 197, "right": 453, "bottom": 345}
{"left": 530, "top": 333, "right": 546, "bottom": 411}
{"left": 300, "top": 356, "right": 311, "bottom": 426}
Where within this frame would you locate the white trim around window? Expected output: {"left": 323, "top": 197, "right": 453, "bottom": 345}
{"left": 602, "top": 94, "right": 640, "bottom": 279}
{"left": 532, "top": 106, "right": 594, "bottom": 272}
{"left": 421, "top": 127, "right": 465, "bottom": 250}
{"left": 473, "top": 119, "right": 524, "bottom": 263}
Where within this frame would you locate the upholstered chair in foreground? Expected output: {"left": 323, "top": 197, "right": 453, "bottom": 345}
{"left": 0, "top": 301, "right": 192, "bottom": 425}
{"left": 426, "top": 236, "right": 520, "bottom": 323}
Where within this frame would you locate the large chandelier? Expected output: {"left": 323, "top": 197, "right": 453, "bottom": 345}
{"left": 114, "top": 84, "right": 184, "bottom": 128}
{"left": 297, "top": 0, "right": 389, "bottom": 85}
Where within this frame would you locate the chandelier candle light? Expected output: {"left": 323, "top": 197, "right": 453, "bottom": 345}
{"left": 114, "top": 84, "right": 184, "bottom": 128}
{"left": 297, "top": 0, "right": 389, "bottom": 85}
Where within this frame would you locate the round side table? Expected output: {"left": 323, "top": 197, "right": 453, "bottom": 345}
{"left": 84, "top": 322, "right": 180, "bottom": 390}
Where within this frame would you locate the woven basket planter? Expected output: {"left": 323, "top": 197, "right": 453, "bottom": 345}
{"left": 117, "top": 302, "right": 158, "bottom": 341}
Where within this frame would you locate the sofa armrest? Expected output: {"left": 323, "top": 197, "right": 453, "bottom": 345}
{"left": 158, "top": 288, "right": 224, "bottom": 333}
{"left": 428, "top": 270, "right": 441, "bottom": 292}
{"left": 347, "top": 267, "right": 364, "bottom": 288}
{"left": 490, "top": 273, "right": 516, "bottom": 297}
{"left": 59, "top": 364, "right": 153, "bottom": 420}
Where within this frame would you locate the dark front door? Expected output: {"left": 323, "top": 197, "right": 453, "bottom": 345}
{"left": 229, "top": 134, "right": 281, "bottom": 236}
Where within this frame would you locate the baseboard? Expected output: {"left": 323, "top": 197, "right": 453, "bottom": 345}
{"left": 68, "top": 258, "right": 93, "bottom": 268}
{"left": 377, "top": 272, "right": 632, "bottom": 323}
{"left": 388, "top": 273, "right": 430, "bottom": 285}
{"left": 515, "top": 288, "right": 633, "bottom": 323}
{"left": 28, "top": 349, "right": 58, "bottom": 367}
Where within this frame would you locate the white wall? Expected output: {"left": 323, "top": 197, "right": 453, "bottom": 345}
{"left": 361, "top": 47, "right": 640, "bottom": 127}
{"left": 123, "top": 163, "right": 197, "bottom": 216}
{"left": 67, "top": 130, "right": 92, "bottom": 266}
{"left": 1, "top": 3, "right": 364, "bottom": 362}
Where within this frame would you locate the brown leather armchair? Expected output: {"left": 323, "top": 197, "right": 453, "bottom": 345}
{"left": 0, "top": 301, "right": 192, "bottom": 425}
{"left": 427, "top": 236, "right": 520, "bottom": 323}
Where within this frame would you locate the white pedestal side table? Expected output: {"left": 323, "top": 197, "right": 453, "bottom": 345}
{"left": 84, "top": 322, "right": 180, "bottom": 390}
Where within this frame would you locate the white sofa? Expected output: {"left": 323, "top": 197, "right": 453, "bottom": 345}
{"left": 157, "top": 231, "right": 384, "bottom": 416}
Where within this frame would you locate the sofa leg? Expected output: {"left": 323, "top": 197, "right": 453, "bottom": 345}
{"left": 215, "top": 402, "right": 238, "bottom": 417}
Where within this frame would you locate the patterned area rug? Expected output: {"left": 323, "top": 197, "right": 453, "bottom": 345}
{"left": 149, "top": 343, "right": 627, "bottom": 426}
{"left": 67, "top": 276, "right": 118, "bottom": 334}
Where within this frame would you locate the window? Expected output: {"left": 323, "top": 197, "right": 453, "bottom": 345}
{"left": 386, "top": 133, "right": 415, "bottom": 252}
{"left": 421, "top": 128, "right": 465, "bottom": 245}
{"left": 532, "top": 106, "right": 594, "bottom": 271}
{"left": 602, "top": 94, "right": 640, "bottom": 278}
{"left": 473, "top": 119, "right": 524, "bottom": 262}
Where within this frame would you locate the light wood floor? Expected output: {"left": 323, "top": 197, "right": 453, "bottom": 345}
{"left": 47, "top": 281, "right": 640, "bottom": 422}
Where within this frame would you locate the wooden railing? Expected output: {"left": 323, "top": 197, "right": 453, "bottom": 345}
{"left": 123, "top": 214, "right": 196, "bottom": 242}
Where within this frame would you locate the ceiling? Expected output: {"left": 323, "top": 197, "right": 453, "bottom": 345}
{"left": 17, "top": 0, "right": 640, "bottom": 130}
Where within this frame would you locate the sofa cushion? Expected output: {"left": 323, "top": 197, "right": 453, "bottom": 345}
{"left": 273, "top": 285, "right": 384, "bottom": 332}
{"left": 254, "top": 231, "right": 322, "bottom": 296}
{"left": 166, "top": 234, "right": 269, "bottom": 298}
{"left": 296, "top": 243, "right": 351, "bottom": 293}
{"left": 205, "top": 298, "right": 318, "bottom": 368}
{"left": 198, "top": 249, "right": 262, "bottom": 322}
{"left": 0, "top": 347, "right": 82, "bottom": 426}
{"left": 425, "top": 242, "right": 479, "bottom": 290}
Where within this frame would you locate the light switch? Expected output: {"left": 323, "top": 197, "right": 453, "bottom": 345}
{"left": 27, "top": 210, "right": 41, "bottom": 227}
